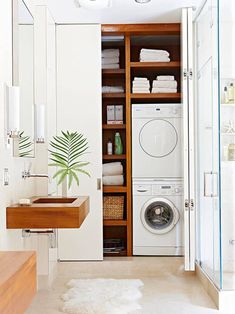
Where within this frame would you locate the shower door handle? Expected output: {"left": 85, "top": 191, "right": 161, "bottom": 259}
{"left": 204, "top": 172, "right": 218, "bottom": 197}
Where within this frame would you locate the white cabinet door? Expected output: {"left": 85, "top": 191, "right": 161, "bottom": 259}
{"left": 56, "top": 25, "right": 103, "bottom": 260}
{"left": 182, "top": 8, "right": 195, "bottom": 271}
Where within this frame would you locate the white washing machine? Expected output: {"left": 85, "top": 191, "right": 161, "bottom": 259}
{"left": 132, "top": 104, "right": 182, "bottom": 179}
{"left": 133, "top": 180, "right": 184, "bottom": 256}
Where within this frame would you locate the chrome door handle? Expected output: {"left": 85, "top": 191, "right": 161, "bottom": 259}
{"left": 204, "top": 171, "right": 218, "bottom": 197}
{"left": 137, "top": 189, "right": 148, "bottom": 192}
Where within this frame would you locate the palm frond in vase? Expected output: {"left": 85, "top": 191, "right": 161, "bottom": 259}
{"left": 48, "top": 131, "right": 90, "bottom": 189}
{"left": 19, "top": 131, "right": 33, "bottom": 157}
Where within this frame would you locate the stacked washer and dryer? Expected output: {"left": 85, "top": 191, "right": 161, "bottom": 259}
{"left": 132, "top": 104, "right": 184, "bottom": 256}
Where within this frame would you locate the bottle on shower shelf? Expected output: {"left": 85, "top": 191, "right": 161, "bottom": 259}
{"left": 107, "top": 138, "right": 113, "bottom": 155}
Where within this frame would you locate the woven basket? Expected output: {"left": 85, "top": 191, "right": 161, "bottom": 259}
{"left": 103, "top": 196, "right": 124, "bottom": 220}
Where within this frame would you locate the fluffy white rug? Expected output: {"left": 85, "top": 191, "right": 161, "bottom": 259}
{"left": 61, "top": 278, "right": 144, "bottom": 314}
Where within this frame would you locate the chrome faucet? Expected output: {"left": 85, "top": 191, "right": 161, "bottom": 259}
{"left": 22, "top": 170, "right": 49, "bottom": 180}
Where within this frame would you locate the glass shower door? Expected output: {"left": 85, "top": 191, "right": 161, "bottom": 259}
{"left": 195, "top": 0, "right": 221, "bottom": 287}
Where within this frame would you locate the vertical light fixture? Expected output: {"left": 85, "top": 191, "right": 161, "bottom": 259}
{"left": 35, "top": 104, "right": 45, "bottom": 143}
{"left": 6, "top": 85, "right": 20, "bottom": 137}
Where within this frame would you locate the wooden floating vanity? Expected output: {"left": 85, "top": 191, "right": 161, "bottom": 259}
{"left": 6, "top": 196, "right": 89, "bottom": 229}
{"left": 0, "top": 251, "right": 36, "bottom": 314}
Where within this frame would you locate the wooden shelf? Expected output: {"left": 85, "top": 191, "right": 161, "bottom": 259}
{"left": 103, "top": 186, "right": 127, "bottom": 193}
{"left": 102, "top": 69, "right": 125, "bottom": 75}
{"left": 130, "top": 61, "right": 180, "bottom": 68}
{"left": 102, "top": 124, "right": 126, "bottom": 130}
{"left": 104, "top": 250, "right": 127, "bottom": 257}
{"left": 103, "top": 220, "right": 127, "bottom": 226}
{"left": 102, "top": 93, "right": 126, "bottom": 98}
{"left": 131, "top": 92, "right": 181, "bottom": 100}
{"left": 103, "top": 154, "right": 126, "bottom": 160}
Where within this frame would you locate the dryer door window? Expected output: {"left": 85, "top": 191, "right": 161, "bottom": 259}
{"left": 141, "top": 198, "right": 179, "bottom": 235}
{"left": 139, "top": 119, "right": 178, "bottom": 158}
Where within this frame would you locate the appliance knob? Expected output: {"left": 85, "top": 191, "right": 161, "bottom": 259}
{"left": 172, "top": 108, "right": 178, "bottom": 115}
{"left": 175, "top": 188, "right": 180, "bottom": 193}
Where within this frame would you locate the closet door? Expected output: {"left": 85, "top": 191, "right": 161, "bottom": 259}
{"left": 182, "top": 8, "right": 195, "bottom": 271}
{"left": 56, "top": 25, "right": 103, "bottom": 260}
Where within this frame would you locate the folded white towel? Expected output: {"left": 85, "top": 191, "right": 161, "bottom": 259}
{"left": 102, "top": 57, "right": 119, "bottom": 65}
{"left": 140, "top": 49, "right": 170, "bottom": 57}
{"left": 152, "top": 88, "right": 177, "bottom": 93}
{"left": 102, "top": 49, "right": 120, "bottom": 58}
{"left": 102, "top": 64, "right": 120, "bottom": 69}
{"left": 133, "top": 89, "right": 150, "bottom": 93}
{"left": 156, "top": 75, "right": 175, "bottom": 81}
{"left": 140, "top": 57, "right": 170, "bottom": 62}
{"left": 102, "top": 86, "right": 124, "bottom": 93}
{"left": 133, "top": 81, "right": 150, "bottom": 87}
{"left": 152, "top": 80, "right": 177, "bottom": 89}
{"left": 133, "top": 77, "right": 148, "bottom": 81}
{"left": 103, "top": 175, "right": 124, "bottom": 186}
{"left": 103, "top": 162, "right": 123, "bottom": 176}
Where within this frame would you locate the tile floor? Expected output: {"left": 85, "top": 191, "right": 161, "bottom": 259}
{"left": 26, "top": 257, "right": 221, "bottom": 314}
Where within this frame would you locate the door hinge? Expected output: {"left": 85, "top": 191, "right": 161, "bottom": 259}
{"left": 190, "top": 199, "right": 195, "bottom": 210}
{"left": 183, "top": 69, "right": 193, "bottom": 80}
{"left": 185, "top": 199, "right": 189, "bottom": 210}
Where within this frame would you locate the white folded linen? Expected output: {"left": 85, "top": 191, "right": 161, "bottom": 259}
{"left": 133, "top": 77, "right": 148, "bottom": 81}
{"left": 133, "top": 89, "right": 150, "bottom": 93}
{"left": 102, "top": 49, "right": 120, "bottom": 58}
{"left": 102, "top": 57, "right": 119, "bottom": 65}
{"left": 156, "top": 75, "right": 175, "bottom": 81}
{"left": 102, "top": 64, "right": 120, "bottom": 69}
{"left": 133, "top": 82, "right": 150, "bottom": 87}
{"left": 140, "top": 49, "right": 170, "bottom": 57}
{"left": 103, "top": 175, "right": 124, "bottom": 186}
{"left": 102, "top": 86, "right": 124, "bottom": 93}
{"left": 102, "top": 162, "right": 123, "bottom": 176}
{"left": 152, "top": 80, "right": 177, "bottom": 89}
{"left": 152, "top": 87, "right": 177, "bottom": 93}
{"left": 140, "top": 57, "right": 170, "bottom": 62}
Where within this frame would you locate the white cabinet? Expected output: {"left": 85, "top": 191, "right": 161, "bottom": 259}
{"left": 56, "top": 25, "right": 103, "bottom": 260}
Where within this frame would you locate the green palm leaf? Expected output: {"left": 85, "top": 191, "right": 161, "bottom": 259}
{"left": 48, "top": 130, "right": 90, "bottom": 189}
{"left": 19, "top": 131, "right": 33, "bottom": 158}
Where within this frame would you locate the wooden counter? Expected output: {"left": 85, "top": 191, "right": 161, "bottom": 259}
{"left": 6, "top": 196, "right": 89, "bottom": 229}
{"left": 0, "top": 251, "right": 36, "bottom": 314}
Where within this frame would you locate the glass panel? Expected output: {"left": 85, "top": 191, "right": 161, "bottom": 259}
{"left": 195, "top": 0, "right": 221, "bottom": 288}
{"left": 219, "top": 0, "right": 235, "bottom": 290}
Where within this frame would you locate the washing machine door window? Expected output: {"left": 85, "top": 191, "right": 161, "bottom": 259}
{"left": 141, "top": 198, "right": 179, "bottom": 235}
{"left": 139, "top": 119, "right": 178, "bottom": 158}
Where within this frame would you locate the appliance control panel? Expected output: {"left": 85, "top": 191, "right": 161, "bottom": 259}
{"left": 152, "top": 184, "right": 183, "bottom": 196}
{"left": 133, "top": 182, "right": 183, "bottom": 196}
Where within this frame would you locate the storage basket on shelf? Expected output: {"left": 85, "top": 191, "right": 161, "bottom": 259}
{"left": 103, "top": 196, "right": 124, "bottom": 220}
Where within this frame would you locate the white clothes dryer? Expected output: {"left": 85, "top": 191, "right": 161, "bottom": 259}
{"left": 132, "top": 104, "right": 182, "bottom": 179}
{"left": 133, "top": 180, "right": 184, "bottom": 256}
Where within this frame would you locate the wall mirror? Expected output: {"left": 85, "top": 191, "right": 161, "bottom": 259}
{"left": 12, "top": 0, "right": 35, "bottom": 157}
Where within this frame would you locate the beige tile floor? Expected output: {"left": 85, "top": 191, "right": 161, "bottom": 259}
{"left": 26, "top": 257, "right": 221, "bottom": 314}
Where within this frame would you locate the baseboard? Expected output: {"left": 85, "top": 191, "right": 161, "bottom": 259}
{"left": 196, "top": 263, "right": 235, "bottom": 313}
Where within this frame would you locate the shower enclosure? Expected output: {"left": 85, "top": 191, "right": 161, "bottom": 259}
{"left": 195, "top": 0, "right": 235, "bottom": 291}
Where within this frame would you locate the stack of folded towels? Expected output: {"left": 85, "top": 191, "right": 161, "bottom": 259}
{"left": 102, "top": 86, "right": 124, "bottom": 93}
{"left": 140, "top": 49, "right": 170, "bottom": 62}
{"left": 151, "top": 75, "right": 177, "bottom": 93}
{"left": 132, "top": 77, "right": 150, "bottom": 93}
{"left": 102, "top": 162, "right": 124, "bottom": 186}
{"left": 102, "top": 49, "right": 120, "bottom": 69}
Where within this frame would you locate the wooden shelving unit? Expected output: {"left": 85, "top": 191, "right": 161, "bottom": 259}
{"left": 102, "top": 93, "right": 126, "bottom": 98}
{"left": 103, "top": 154, "right": 126, "bottom": 160}
{"left": 102, "top": 124, "right": 126, "bottom": 130}
{"left": 130, "top": 61, "right": 181, "bottom": 69}
{"left": 101, "top": 23, "right": 181, "bottom": 257}
{"left": 131, "top": 93, "right": 181, "bottom": 100}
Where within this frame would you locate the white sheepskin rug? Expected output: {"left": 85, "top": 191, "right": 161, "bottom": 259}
{"left": 61, "top": 278, "right": 144, "bottom": 314}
